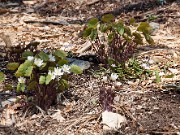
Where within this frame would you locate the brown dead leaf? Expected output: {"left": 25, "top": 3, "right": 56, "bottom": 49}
{"left": 51, "top": 109, "right": 65, "bottom": 122}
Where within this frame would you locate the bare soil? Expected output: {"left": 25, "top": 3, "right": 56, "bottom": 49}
{"left": 0, "top": 0, "right": 180, "bottom": 134}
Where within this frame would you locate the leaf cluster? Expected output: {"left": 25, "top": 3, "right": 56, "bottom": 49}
{"left": 83, "top": 14, "right": 154, "bottom": 67}
{"left": 5, "top": 49, "right": 82, "bottom": 111}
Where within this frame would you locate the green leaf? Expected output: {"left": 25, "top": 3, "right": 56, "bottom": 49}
{"left": 17, "top": 83, "right": 21, "bottom": 92}
{"left": 143, "top": 33, "right": 155, "bottom": 45}
{"left": 108, "top": 33, "right": 114, "bottom": 42}
{"left": 22, "top": 51, "right": 34, "bottom": 59}
{"left": 0, "top": 72, "right": 5, "bottom": 83}
{"left": 27, "top": 81, "right": 37, "bottom": 90}
{"left": 70, "top": 64, "right": 83, "bottom": 74}
{"left": 102, "top": 14, "right": 115, "bottom": 23}
{"left": 90, "top": 29, "right": 98, "bottom": 41}
{"left": 87, "top": 18, "right": 99, "bottom": 28}
{"left": 137, "top": 22, "right": 152, "bottom": 34}
{"left": 39, "top": 76, "right": 46, "bottom": 84}
{"left": 39, "top": 62, "right": 47, "bottom": 70}
{"left": 164, "top": 74, "right": 174, "bottom": 78}
{"left": 113, "top": 21, "right": 124, "bottom": 35}
{"left": 118, "top": 27, "right": 124, "bottom": 35}
{"left": 63, "top": 79, "right": 69, "bottom": 88}
{"left": 4, "top": 84, "right": 13, "bottom": 90}
{"left": 38, "top": 51, "right": 49, "bottom": 61}
{"left": 57, "top": 59, "right": 68, "bottom": 67}
{"left": 147, "top": 15, "right": 158, "bottom": 21}
{"left": 24, "top": 66, "right": 33, "bottom": 77}
{"left": 54, "top": 50, "right": 67, "bottom": 59}
{"left": 6, "top": 62, "right": 20, "bottom": 71}
{"left": 124, "top": 26, "right": 132, "bottom": 36}
{"left": 133, "top": 32, "right": 143, "bottom": 45}
{"left": 58, "top": 79, "right": 69, "bottom": 92}
{"left": 61, "top": 79, "right": 69, "bottom": 89}
{"left": 155, "top": 71, "right": 161, "bottom": 83}
{"left": 17, "top": 83, "right": 25, "bottom": 92}
{"left": 100, "top": 24, "right": 111, "bottom": 32}
{"left": 48, "top": 67, "right": 55, "bottom": 71}
{"left": 15, "top": 60, "right": 33, "bottom": 77}
{"left": 129, "top": 18, "right": 135, "bottom": 25}
{"left": 122, "top": 34, "right": 131, "bottom": 42}
{"left": 45, "top": 75, "right": 52, "bottom": 85}
{"left": 83, "top": 28, "right": 93, "bottom": 38}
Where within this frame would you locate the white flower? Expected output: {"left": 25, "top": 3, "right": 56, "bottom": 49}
{"left": 102, "top": 76, "right": 108, "bottom": 82}
{"left": 48, "top": 54, "right": 56, "bottom": 62}
{"left": 48, "top": 70, "right": 56, "bottom": 80}
{"left": 62, "top": 64, "right": 70, "bottom": 73}
{"left": 168, "top": 68, "right": 179, "bottom": 74}
{"left": 159, "top": 72, "right": 165, "bottom": 76}
{"left": 34, "top": 58, "right": 44, "bottom": 67}
{"left": 115, "top": 81, "right": 122, "bottom": 86}
{"left": 141, "top": 63, "right": 150, "bottom": 69}
{"left": 43, "top": 49, "right": 49, "bottom": 53}
{"left": 18, "top": 77, "right": 26, "bottom": 83}
{"left": 148, "top": 59, "right": 154, "bottom": 64}
{"left": 110, "top": 73, "right": 118, "bottom": 81}
{"left": 27, "top": 56, "right": 34, "bottom": 61}
{"left": 111, "top": 64, "right": 116, "bottom": 67}
{"left": 54, "top": 67, "right": 64, "bottom": 76}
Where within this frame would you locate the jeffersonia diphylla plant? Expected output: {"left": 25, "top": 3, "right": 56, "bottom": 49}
{"left": 6, "top": 49, "right": 82, "bottom": 111}
{"left": 83, "top": 14, "right": 154, "bottom": 68}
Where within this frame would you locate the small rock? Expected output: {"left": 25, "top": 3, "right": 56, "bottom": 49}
{"left": 1, "top": 97, "right": 16, "bottom": 107}
{"left": 67, "top": 58, "right": 91, "bottom": 70}
{"left": 149, "top": 22, "right": 160, "bottom": 35}
{"left": 102, "top": 111, "right": 127, "bottom": 131}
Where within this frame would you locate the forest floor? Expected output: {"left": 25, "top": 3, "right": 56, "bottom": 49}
{"left": 0, "top": 0, "right": 180, "bottom": 134}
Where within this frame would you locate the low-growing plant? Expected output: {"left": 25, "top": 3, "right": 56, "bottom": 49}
{"left": 99, "top": 87, "right": 115, "bottom": 111}
{"left": 6, "top": 49, "right": 82, "bottom": 111}
{"left": 83, "top": 14, "right": 154, "bottom": 68}
{"left": 91, "top": 58, "right": 152, "bottom": 80}
{"left": 83, "top": 14, "right": 154, "bottom": 80}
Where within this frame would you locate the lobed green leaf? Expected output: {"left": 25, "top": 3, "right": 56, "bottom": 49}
{"left": 137, "top": 22, "right": 152, "bottom": 34}
{"left": 133, "top": 32, "right": 143, "bottom": 45}
{"left": 87, "top": 18, "right": 99, "bottom": 28}
{"left": 45, "top": 75, "right": 52, "bottom": 85}
{"left": 101, "top": 14, "right": 115, "bottom": 23}
{"left": 22, "top": 51, "right": 34, "bottom": 59}
{"left": 17, "top": 83, "right": 25, "bottom": 92}
{"left": 24, "top": 66, "right": 33, "bottom": 77}
{"left": 83, "top": 28, "right": 93, "bottom": 38}
{"left": 124, "top": 26, "right": 132, "bottom": 36}
{"left": 90, "top": 29, "right": 98, "bottom": 41}
{"left": 143, "top": 33, "right": 155, "bottom": 45}
{"left": 15, "top": 60, "right": 33, "bottom": 77}
{"left": 54, "top": 50, "right": 67, "bottom": 59}
{"left": 38, "top": 51, "right": 49, "bottom": 61}
{"left": 70, "top": 64, "right": 83, "bottom": 74}
{"left": 57, "top": 59, "right": 69, "bottom": 67}
{"left": 27, "top": 81, "right": 37, "bottom": 90}
{"left": 39, "top": 76, "right": 46, "bottom": 84}
{"left": 129, "top": 18, "right": 135, "bottom": 25}
{"left": 6, "top": 62, "right": 20, "bottom": 71}
{"left": 0, "top": 72, "right": 5, "bottom": 83}
{"left": 100, "top": 24, "right": 111, "bottom": 32}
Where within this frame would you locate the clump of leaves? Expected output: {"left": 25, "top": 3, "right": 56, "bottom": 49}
{"left": 6, "top": 49, "right": 82, "bottom": 111}
{"left": 99, "top": 87, "right": 115, "bottom": 111}
{"left": 92, "top": 58, "right": 152, "bottom": 81}
{"left": 0, "top": 72, "right": 5, "bottom": 83}
{"left": 83, "top": 14, "right": 154, "bottom": 68}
